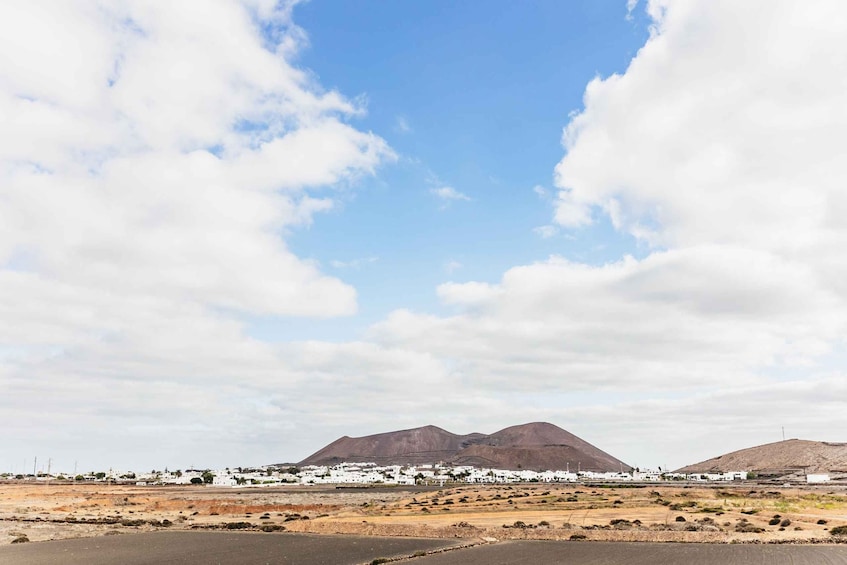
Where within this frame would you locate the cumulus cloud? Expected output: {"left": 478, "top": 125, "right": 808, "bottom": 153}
{"left": 0, "top": 0, "right": 393, "bottom": 469}
{"left": 7, "top": 0, "right": 847, "bottom": 473}
{"left": 373, "top": 248, "right": 841, "bottom": 390}
{"left": 556, "top": 0, "right": 847, "bottom": 254}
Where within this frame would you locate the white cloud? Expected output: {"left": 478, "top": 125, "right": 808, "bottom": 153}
{"left": 532, "top": 185, "right": 549, "bottom": 199}
{"left": 626, "top": 0, "right": 639, "bottom": 20}
{"left": 0, "top": 0, "right": 394, "bottom": 469}
{"left": 6, "top": 0, "right": 847, "bottom": 473}
{"left": 556, "top": 0, "right": 847, "bottom": 255}
{"left": 437, "top": 281, "right": 502, "bottom": 307}
{"left": 430, "top": 186, "right": 471, "bottom": 202}
{"left": 533, "top": 225, "right": 558, "bottom": 239}
{"left": 444, "top": 260, "right": 463, "bottom": 274}
{"left": 395, "top": 115, "right": 412, "bottom": 133}
{"left": 372, "top": 248, "right": 842, "bottom": 390}
{"left": 330, "top": 256, "right": 379, "bottom": 270}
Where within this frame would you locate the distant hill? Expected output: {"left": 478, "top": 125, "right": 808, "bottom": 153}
{"left": 677, "top": 439, "right": 847, "bottom": 474}
{"left": 298, "top": 422, "right": 631, "bottom": 472}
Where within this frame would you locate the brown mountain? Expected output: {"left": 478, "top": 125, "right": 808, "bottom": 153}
{"left": 676, "top": 439, "right": 847, "bottom": 475}
{"left": 298, "top": 422, "right": 630, "bottom": 472}
{"left": 299, "top": 425, "right": 485, "bottom": 467}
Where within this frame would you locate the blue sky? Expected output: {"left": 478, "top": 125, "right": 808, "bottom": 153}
{"left": 3, "top": 0, "right": 847, "bottom": 473}
{"left": 275, "top": 1, "right": 650, "bottom": 340}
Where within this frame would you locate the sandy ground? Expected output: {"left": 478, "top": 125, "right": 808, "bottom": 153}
{"left": 3, "top": 481, "right": 847, "bottom": 546}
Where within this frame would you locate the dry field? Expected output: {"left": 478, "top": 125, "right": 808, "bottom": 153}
{"left": 3, "top": 481, "right": 847, "bottom": 546}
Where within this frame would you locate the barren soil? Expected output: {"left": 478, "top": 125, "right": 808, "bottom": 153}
{"left": 3, "top": 481, "right": 847, "bottom": 545}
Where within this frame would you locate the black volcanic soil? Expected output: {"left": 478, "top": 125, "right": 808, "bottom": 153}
{"left": 412, "top": 541, "right": 847, "bottom": 565}
{"left": 0, "top": 531, "right": 461, "bottom": 565}
{"left": 6, "top": 534, "right": 847, "bottom": 565}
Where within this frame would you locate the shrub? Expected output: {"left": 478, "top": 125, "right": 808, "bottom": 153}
{"left": 769, "top": 518, "right": 781, "bottom": 526}
{"left": 675, "top": 516, "right": 686, "bottom": 522}
{"left": 736, "top": 523, "right": 765, "bottom": 533}
{"left": 830, "top": 525, "right": 847, "bottom": 537}
{"left": 818, "top": 519, "right": 828, "bottom": 525}
{"left": 11, "top": 535, "right": 29, "bottom": 544}
{"left": 780, "top": 519, "right": 791, "bottom": 527}
{"left": 569, "top": 534, "right": 587, "bottom": 540}
{"left": 120, "top": 519, "right": 145, "bottom": 527}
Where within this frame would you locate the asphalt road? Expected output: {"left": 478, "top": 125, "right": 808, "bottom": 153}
{"left": 0, "top": 531, "right": 458, "bottom": 565}
{"left": 5, "top": 533, "right": 847, "bottom": 565}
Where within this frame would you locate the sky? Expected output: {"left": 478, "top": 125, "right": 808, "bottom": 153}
{"left": 3, "top": 0, "right": 847, "bottom": 474}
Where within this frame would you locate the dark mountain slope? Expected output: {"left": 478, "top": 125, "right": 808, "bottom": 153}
{"left": 299, "top": 422, "right": 630, "bottom": 472}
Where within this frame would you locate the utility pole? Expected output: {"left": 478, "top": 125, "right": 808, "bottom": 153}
{"left": 33, "top": 456, "right": 37, "bottom": 478}
{"left": 782, "top": 427, "right": 785, "bottom": 441}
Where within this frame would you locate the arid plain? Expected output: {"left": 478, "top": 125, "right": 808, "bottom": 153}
{"left": 3, "top": 481, "right": 847, "bottom": 546}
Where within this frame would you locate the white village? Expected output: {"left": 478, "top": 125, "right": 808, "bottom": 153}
{"left": 8, "top": 463, "right": 831, "bottom": 487}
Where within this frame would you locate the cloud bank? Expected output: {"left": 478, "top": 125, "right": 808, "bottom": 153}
{"left": 0, "top": 0, "right": 393, "bottom": 469}
{"left": 4, "top": 0, "right": 847, "bottom": 472}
